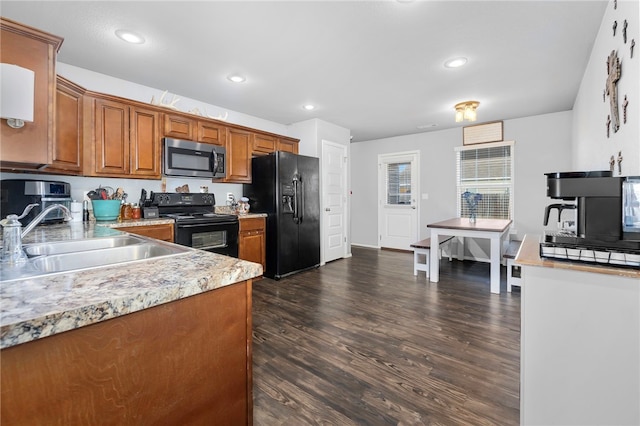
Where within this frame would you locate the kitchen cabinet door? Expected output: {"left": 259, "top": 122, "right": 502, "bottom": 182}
{"left": 0, "top": 18, "right": 62, "bottom": 169}
{"left": 91, "top": 97, "right": 130, "bottom": 176}
{"left": 47, "top": 76, "right": 84, "bottom": 174}
{"left": 1, "top": 280, "right": 253, "bottom": 425}
{"left": 163, "top": 113, "right": 194, "bottom": 140}
{"left": 130, "top": 106, "right": 161, "bottom": 178}
{"left": 277, "top": 138, "right": 299, "bottom": 154}
{"left": 239, "top": 217, "right": 266, "bottom": 272}
{"left": 224, "top": 128, "right": 252, "bottom": 183}
{"left": 252, "top": 133, "right": 277, "bottom": 156}
{"left": 198, "top": 121, "right": 226, "bottom": 146}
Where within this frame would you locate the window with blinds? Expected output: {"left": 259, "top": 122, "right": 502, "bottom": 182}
{"left": 385, "top": 162, "right": 412, "bottom": 205}
{"left": 455, "top": 141, "right": 514, "bottom": 219}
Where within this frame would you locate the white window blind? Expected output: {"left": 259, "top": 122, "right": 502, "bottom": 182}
{"left": 455, "top": 141, "right": 514, "bottom": 219}
{"left": 385, "top": 161, "right": 412, "bottom": 205}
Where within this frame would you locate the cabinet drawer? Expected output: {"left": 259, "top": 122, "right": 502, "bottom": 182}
{"left": 239, "top": 217, "right": 265, "bottom": 232}
{"left": 116, "top": 223, "right": 174, "bottom": 242}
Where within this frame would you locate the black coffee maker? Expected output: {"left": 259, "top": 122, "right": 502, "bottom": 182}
{"left": 545, "top": 171, "right": 622, "bottom": 242}
{"left": 541, "top": 171, "right": 640, "bottom": 265}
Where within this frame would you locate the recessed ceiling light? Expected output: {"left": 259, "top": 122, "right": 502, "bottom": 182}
{"left": 115, "top": 29, "right": 145, "bottom": 44}
{"left": 444, "top": 57, "right": 468, "bottom": 68}
{"left": 227, "top": 75, "right": 246, "bottom": 83}
{"left": 303, "top": 104, "right": 315, "bottom": 111}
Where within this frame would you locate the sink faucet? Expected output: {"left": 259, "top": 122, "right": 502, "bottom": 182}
{"left": 21, "top": 204, "right": 72, "bottom": 238}
{"left": 1, "top": 204, "right": 72, "bottom": 264}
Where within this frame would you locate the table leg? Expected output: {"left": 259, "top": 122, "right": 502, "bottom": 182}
{"left": 490, "top": 235, "right": 501, "bottom": 294}
{"left": 429, "top": 229, "right": 440, "bottom": 282}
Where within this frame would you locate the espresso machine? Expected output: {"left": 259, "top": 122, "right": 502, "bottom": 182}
{"left": 540, "top": 171, "right": 640, "bottom": 267}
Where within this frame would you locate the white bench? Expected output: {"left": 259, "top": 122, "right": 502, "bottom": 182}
{"left": 410, "top": 236, "right": 453, "bottom": 277}
{"left": 503, "top": 240, "right": 523, "bottom": 292}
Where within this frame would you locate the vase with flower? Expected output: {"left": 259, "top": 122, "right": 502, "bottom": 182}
{"left": 462, "top": 191, "right": 482, "bottom": 223}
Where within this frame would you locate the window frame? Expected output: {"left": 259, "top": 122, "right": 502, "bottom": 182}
{"left": 454, "top": 140, "right": 515, "bottom": 220}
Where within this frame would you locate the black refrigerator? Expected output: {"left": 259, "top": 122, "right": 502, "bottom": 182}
{"left": 243, "top": 152, "right": 320, "bottom": 279}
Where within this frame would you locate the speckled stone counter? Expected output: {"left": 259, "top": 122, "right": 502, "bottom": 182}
{"left": 93, "top": 217, "right": 175, "bottom": 228}
{"left": 516, "top": 234, "right": 640, "bottom": 278}
{"left": 214, "top": 206, "right": 267, "bottom": 219}
{"left": 1, "top": 222, "right": 262, "bottom": 349}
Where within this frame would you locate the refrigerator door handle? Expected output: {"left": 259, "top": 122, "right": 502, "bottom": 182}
{"left": 299, "top": 180, "right": 304, "bottom": 222}
{"left": 293, "top": 174, "right": 300, "bottom": 223}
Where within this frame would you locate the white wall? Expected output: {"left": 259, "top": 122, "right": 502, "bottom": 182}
{"left": 573, "top": 0, "right": 639, "bottom": 174}
{"left": 58, "top": 63, "right": 291, "bottom": 138}
{"left": 351, "top": 112, "right": 573, "bottom": 248}
{"left": 0, "top": 172, "right": 241, "bottom": 214}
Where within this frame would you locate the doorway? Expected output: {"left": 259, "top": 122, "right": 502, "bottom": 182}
{"left": 378, "top": 151, "right": 419, "bottom": 250}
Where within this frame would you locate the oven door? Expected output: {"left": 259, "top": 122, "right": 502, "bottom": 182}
{"left": 175, "top": 220, "right": 239, "bottom": 257}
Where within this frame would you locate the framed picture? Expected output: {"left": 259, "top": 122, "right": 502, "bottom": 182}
{"left": 463, "top": 121, "right": 504, "bottom": 145}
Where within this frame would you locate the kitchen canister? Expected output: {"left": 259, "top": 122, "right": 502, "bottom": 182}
{"left": 70, "top": 201, "right": 83, "bottom": 222}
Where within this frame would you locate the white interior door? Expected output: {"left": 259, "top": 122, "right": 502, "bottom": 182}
{"left": 378, "top": 151, "right": 419, "bottom": 250}
{"left": 322, "top": 140, "right": 347, "bottom": 263}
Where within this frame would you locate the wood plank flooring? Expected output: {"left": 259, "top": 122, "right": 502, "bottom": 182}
{"left": 252, "top": 247, "right": 520, "bottom": 425}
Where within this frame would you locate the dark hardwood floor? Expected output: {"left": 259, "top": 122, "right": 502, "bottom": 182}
{"left": 252, "top": 247, "right": 521, "bottom": 425}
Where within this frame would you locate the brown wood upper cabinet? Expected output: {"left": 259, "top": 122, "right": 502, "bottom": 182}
{"left": 163, "top": 113, "right": 194, "bottom": 140}
{"left": 44, "top": 76, "right": 84, "bottom": 174}
{"left": 198, "top": 121, "right": 226, "bottom": 146}
{"left": 277, "top": 138, "right": 299, "bottom": 154}
{"left": 164, "top": 113, "right": 226, "bottom": 146}
{"left": 0, "top": 18, "right": 63, "bottom": 169}
{"left": 223, "top": 127, "right": 252, "bottom": 183}
{"left": 84, "top": 94, "right": 161, "bottom": 179}
{"left": 252, "top": 133, "right": 277, "bottom": 156}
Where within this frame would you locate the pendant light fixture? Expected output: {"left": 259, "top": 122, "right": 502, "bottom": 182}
{"left": 454, "top": 101, "right": 480, "bottom": 122}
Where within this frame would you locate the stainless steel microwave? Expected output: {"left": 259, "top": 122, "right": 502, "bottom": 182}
{"left": 163, "top": 137, "right": 226, "bottom": 178}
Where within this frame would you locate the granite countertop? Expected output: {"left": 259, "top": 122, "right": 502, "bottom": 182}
{"left": 1, "top": 222, "right": 262, "bottom": 349}
{"left": 214, "top": 206, "right": 267, "bottom": 218}
{"left": 515, "top": 234, "right": 640, "bottom": 278}
{"left": 94, "top": 217, "right": 175, "bottom": 228}
{"left": 238, "top": 213, "right": 267, "bottom": 218}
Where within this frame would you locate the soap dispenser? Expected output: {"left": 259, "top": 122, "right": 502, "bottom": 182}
{"left": 1, "top": 203, "right": 38, "bottom": 264}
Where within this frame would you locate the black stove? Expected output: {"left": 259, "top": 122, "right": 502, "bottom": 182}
{"left": 149, "top": 192, "right": 239, "bottom": 257}
{"left": 163, "top": 211, "right": 238, "bottom": 224}
{"left": 150, "top": 192, "right": 237, "bottom": 224}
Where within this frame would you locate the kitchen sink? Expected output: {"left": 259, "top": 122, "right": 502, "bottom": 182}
{"left": 30, "top": 243, "right": 189, "bottom": 274}
{"left": 24, "top": 235, "right": 147, "bottom": 256}
{"left": 1, "top": 235, "right": 191, "bottom": 282}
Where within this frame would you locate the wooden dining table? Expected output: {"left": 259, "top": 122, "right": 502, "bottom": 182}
{"left": 427, "top": 218, "right": 512, "bottom": 294}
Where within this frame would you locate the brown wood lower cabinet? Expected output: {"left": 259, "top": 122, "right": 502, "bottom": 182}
{"left": 239, "top": 217, "right": 266, "bottom": 272}
{"left": 0, "top": 280, "right": 253, "bottom": 425}
{"left": 116, "top": 223, "right": 174, "bottom": 242}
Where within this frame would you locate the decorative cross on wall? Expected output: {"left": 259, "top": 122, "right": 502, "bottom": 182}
{"left": 605, "top": 50, "right": 622, "bottom": 134}
{"left": 617, "top": 151, "right": 623, "bottom": 175}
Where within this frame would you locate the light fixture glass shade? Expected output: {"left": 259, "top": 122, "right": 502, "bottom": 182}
{"left": 454, "top": 101, "right": 479, "bottom": 123}
{"left": 0, "top": 63, "right": 35, "bottom": 128}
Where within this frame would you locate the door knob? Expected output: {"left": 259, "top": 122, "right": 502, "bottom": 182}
{"left": 325, "top": 208, "right": 331, "bottom": 212}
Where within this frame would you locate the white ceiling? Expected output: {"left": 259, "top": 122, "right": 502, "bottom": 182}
{"left": 1, "top": 1, "right": 607, "bottom": 142}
